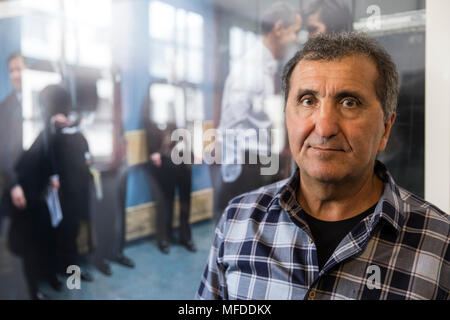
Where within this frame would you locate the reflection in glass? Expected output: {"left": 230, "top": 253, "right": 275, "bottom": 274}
{"left": 149, "top": 1, "right": 175, "bottom": 41}
{"left": 82, "top": 77, "right": 114, "bottom": 159}
{"left": 149, "top": 1, "right": 204, "bottom": 83}
{"left": 21, "top": 69, "right": 61, "bottom": 149}
{"left": 21, "top": 14, "right": 61, "bottom": 61}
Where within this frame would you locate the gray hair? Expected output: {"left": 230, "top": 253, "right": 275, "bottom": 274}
{"left": 282, "top": 32, "right": 399, "bottom": 121}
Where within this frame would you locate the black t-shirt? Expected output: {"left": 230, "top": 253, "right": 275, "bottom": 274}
{"left": 303, "top": 203, "right": 377, "bottom": 270}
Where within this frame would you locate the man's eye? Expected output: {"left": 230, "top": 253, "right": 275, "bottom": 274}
{"left": 301, "top": 98, "right": 314, "bottom": 107}
{"left": 342, "top": 99, "right": 358, "bottom": 108}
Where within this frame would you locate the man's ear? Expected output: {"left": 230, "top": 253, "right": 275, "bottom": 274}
{"left": 378, "top": 113, "right": 396, "bottom": 152}
{"left": 273, "top": 20, "right": 284, "bottom": 36}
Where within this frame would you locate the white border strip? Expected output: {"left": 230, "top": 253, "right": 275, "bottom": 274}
{"left": 425, "top": 0, "right": 450, "bottom": 213}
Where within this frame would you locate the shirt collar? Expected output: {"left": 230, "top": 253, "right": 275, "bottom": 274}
{"left": 267, "top": 161, "right": 405, "bottom": 234}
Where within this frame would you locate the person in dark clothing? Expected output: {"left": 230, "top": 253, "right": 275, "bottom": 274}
{"left": 20, "top": 84, "right": 95, "bottom": 283}
{"left": 145, "top": 118, "right": 196, "bottom": 254}
{"left": 0, "top": 53, "right": 26, "bottom": 228}
{"left": 0, "top": 52, "right": 57, "bottom": 300}
{"left": 53, "top": 129, "right": 93, "bottom": 277}
{"left": 11, "top": 126, "right": 62, "bottom": 299}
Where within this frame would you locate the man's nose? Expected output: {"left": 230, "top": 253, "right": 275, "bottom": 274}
{"left": 314, "top": 100, "right": 339, "bottom": 138}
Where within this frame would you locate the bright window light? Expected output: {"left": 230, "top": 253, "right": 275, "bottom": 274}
{"left": 149, "top": 1, "right": 175, "bottom": 41}
{"left": 21, "top": 69, "right": 62, "bottom": 149}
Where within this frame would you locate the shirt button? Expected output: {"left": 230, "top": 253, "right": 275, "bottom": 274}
{"left": 308, "top": 290, "right": 316, "bottom": 299}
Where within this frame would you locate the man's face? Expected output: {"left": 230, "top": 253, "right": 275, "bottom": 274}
{"left": 306, "top": 11, "right": 327, "bottom": 39}
{"left": 285, "top": 55, "right": 395, "bottom": 184}
{"left": 275, "top": 14, "right": 302, "bottom": 60}
{"left": 8, "top": 57, "right": 26, "bottom": 92}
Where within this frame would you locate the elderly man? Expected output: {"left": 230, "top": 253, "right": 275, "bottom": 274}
{"left": 197, "top": 33, "right": 449, "bottom": 300}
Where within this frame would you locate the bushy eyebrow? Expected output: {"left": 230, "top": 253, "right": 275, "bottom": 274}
{"left": 294, "top": 88, "right": 365, "bottom": 104}
{"left": 335, "top": 91, "right": 365, "bottom": 103}
{"left": 295, "top": 89, "right": 318, "bottom": 104}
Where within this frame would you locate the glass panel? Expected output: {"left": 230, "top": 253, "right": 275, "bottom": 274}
{"left": 78, "top": 77, "right": 114, "bottom": 160}
{"left": 64, "top": 21, "right": 78, "bottom": 65}
{"left": 63, "top": 0, "right": 112, "bottom": 67}
{"left": 77, "top": 26, "right": 111, "bottom": 67}
{"left": 187, "top": 11, "right": 203, "bottom": 48}
{"left": 229, "top": 27, "right": 260, "bottom": 70}
{"left": 21, "top": 69, "right": 62, "bottom": 149}
{"left": 185, "top": 87, "right": 203, "bottom": 122}
{"left": 21, "top": 13, "right": 61, "bottom": 61}
{"left": 186, "top": 48, "right": 203, "bottom": 83}
{"left": 149, "top": 42, "right": 175, "bottom": 79}
{"left": 64, "top": 0, "right": 112, "bottom": 27}
{"left": 149, "top": 83, "right": 184, "bottom": 127}
{"left": 176, "top": 8, "right": 187, "bottom": 45}
{"left": 83, "top": 122, "right": 113, "bottom": 158}
{"left": 174, "top": 49, "right": 185, "bottom": 83}
{"left": 94, "top": 78, "right": 113, "bottom": 121}
{"left": 148, "top": 1, "right": 175, "bottom": 41}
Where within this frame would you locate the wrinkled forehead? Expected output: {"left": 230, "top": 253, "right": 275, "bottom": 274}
{"left": 290, "top": 54, "right": 380, "bottom": 95}
{"left": 296, "top": 54, "right": 378, "bottom": 80}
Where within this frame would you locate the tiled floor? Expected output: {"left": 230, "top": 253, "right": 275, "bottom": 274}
{"left": 41, "top": 220, "right": 216, "bottom": 300}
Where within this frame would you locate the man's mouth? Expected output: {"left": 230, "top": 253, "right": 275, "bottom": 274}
{"left": 309, "top": 146, "right": 344, "bottom": 152}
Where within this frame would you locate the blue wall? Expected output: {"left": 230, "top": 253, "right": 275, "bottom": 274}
{"left": 0, "top": 17, "right": 21, "bottom": 102}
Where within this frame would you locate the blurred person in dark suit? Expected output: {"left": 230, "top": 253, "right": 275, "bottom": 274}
{"left": 10, "top": 117, "right": 63, "bottom": 299}
{"left": 0, "top": 52, "right": 44, "bottom": 300}
{"left": 1, "top": 53, "right": 62, "bottom": 299}
{"left": 0, "top": 53, "right": 26, "bottom": 230}
{"left": 144, "top": 97, "right": 196, "bottom": 254}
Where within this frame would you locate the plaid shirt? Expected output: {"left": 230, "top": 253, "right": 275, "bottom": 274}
{"left": 197, "top": 162, "right": 449, "bottom": 300}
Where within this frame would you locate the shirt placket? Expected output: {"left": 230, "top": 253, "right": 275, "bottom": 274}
{"left": 304, "top": 216, "right": 381, "bottom": 300}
